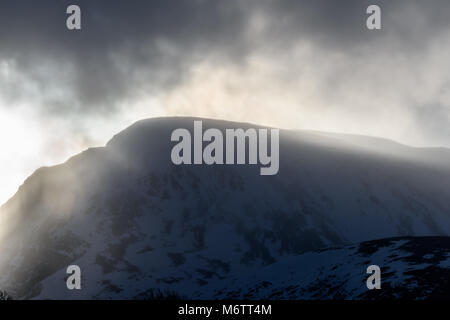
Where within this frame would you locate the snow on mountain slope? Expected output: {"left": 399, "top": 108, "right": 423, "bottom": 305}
{"left": 0, "top": 117, "right": 449, "bottom": 299}
{"left": 198, "top": 236, "right": 450, "bottom": 300}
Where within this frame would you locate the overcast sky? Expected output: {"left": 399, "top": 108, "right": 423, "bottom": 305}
{"left": 1, "top": 0, "right": 450, "bottom": 203}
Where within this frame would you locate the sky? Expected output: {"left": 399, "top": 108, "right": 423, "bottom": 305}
{"left": 0, "top": 0, "right": 450, "bottom": 204}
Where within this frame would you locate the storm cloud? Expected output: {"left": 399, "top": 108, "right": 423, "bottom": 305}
{"left": 0, "top": 0, "right": 250, "bottom": 113}
{"left": 0, "top": 1, "right": 449, "bottom": 115}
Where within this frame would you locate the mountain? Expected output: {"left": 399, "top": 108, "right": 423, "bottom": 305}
{"left": 0, "top": 117, "right": 450, "bottom": 299}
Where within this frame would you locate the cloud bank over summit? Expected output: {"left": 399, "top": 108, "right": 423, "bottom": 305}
{"left": 1, "top": 0, "right": 450, "bottom": 142}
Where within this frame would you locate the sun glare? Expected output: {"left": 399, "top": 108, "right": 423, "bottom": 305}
{"left": 0, "top": 106, "right": 42, "bottom": 205}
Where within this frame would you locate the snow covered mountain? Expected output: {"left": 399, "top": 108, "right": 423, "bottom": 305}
{"left": 0, "top": 117, "right": 450, "bottom": 299}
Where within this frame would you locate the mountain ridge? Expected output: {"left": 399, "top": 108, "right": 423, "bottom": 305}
{"left": 5, "top": 115, "right": 450, "bottom": 208}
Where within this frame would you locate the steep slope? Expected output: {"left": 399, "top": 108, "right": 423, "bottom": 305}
{"left": 200, "top": 236, "right": 450, "bottom": 300}
{"left": 0, "top": 117, "right": 449, "bottom": 299}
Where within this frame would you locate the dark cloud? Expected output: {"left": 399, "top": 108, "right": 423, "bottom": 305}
{"left": 0, "top": 0, "right": 249, "bottom": 113}
{"left": 0, "top": 0, "right": 449, "bottom": 146}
